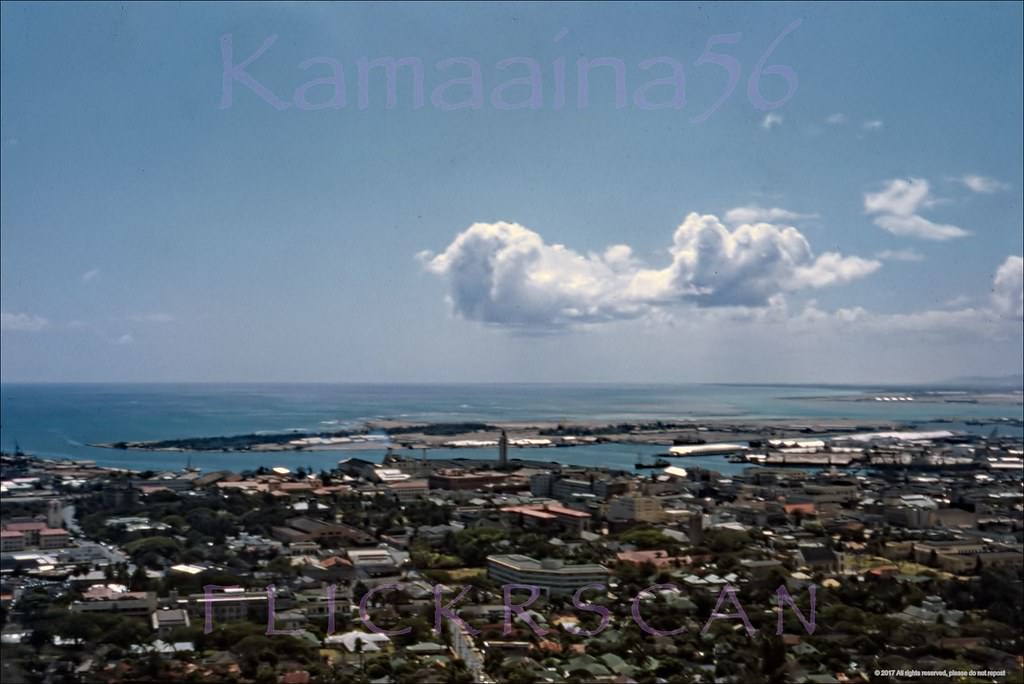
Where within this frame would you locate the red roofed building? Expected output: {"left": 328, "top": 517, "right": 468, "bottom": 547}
{"left": 39, "top": 527, "right": 70, "bottom": 549}
{"left": 867, "top": 565, "right": 899, "bottom": 578}
{"left": 783, "top": 502, "right": 817, "bottom": 516}
{"left": 216, "top": 480, "right": 271, "bottom": 494}
{"left": 0, "top": 530, "right": 25, "bottom": 552}
{"left": 275, "top": 482, "right": 315, "bottom": 495}
{"left": 2, "top": 521, "right": 47, "bottom": 546}
{"left": 615, "top": 550, "right": 686, "bottom": 569}
{"left": 501, "top": 504, "right": 591, "bottom": 537}
{"left": 428, "top": 469, "right": 511, "bottom": 491}
{"left": 534, "top": 639, "right": 563, "bottom": 654}
{"left": 2, "top": 521, "right": 68, "bottom": 549}
{"left": 139, "top": 485, "right": 172, "bottom": 496}
{"left": 312, "top": 485, "right": 351, "bottom": 496}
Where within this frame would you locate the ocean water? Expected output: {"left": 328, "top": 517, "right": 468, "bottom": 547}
{"left": 0, "top": 383, "right": 1020, "bottom": 476}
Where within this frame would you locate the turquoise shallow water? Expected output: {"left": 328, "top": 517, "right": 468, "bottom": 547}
{"left": 1, "top": 383, "right": 1020, "bottom": 475}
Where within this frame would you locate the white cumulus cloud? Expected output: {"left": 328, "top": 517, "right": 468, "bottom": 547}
{"left": 991, "top": 255, "right": 1023, "bottom": 319}
{"left": 873, "top": 215, "right": 969, "bottom": 241}
{"left": 790, "top": 252, "right": 881, "bottom": 289}
{"left": 419, "top": 214, "right": 880, "bottom": 329}
{"left": 797, "top": 255, "right": 1023, "bottom": 334}
{"left": 864, "top": 178, "right": 932, "bottom": 217}
{"left": 862, "top": 119, "right": 883, "bottom": 131}
{"left": 724, "top": 206, "right": 818, "bottom": 225}
{"left": 1, "top": 311, "right": 49, "bottom": 332}
{"left": 864, "top": 178, "right": 970, "bottom": 240}
{"left": 957, "top": 174, "right": 1009, "bottom": 194}
{"left": 825, "top": 113, "right": 846, "bottom": 125}
{"left": 790, "top": 253, "right": 1024, "bottom": 339}
{"left": 761, "top": 113, "right": 783, "bottom": 129}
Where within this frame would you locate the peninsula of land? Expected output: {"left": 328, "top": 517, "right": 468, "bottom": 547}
{"left": 92, "top": 417, "right": 939, "bottom": 454}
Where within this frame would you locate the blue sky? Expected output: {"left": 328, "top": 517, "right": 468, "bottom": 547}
{"left": 1, "top": 1, "right": 1021, "bottom": 383}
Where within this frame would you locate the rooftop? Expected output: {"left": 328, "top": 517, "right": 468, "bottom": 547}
{"left": 487, "top": 554, "right": 607, "bottom": 575}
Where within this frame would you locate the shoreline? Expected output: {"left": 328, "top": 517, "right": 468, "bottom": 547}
{"left": 90, "top": 417, "right": 930, "bottom": 454}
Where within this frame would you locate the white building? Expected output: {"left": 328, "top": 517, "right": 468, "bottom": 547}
{"left": 486, "top": 555, "right": 608, "bottom": 596}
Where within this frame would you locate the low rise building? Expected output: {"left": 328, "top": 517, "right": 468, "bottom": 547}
{"left": 181, "top": 587, "right": 279, "bottom": 623}
{"left": 387, "top": 479, "right": 429, "bottom": 502}
{"left": 2, "top": 521, "right": 48, "bottom": 547}
{"left": 500, "top": 503, "right": 591, "bottom": 537}
{"left": 897, "top": 595, "right": 964, "bottom": 625}
{"left": 486, "top": 554, "right": 609, "bottom": 596}
{"left": 428, "top": 469, "right": 512, "bottom": 491}
{"left": 152, "top": 608, "right": 190, "bottom": 637}
{"left": 795, "top": 544, "right": 841, "bottom": 574}
{"left": 0, "top": 531, "right": 25, "bottom": 552}
{"left": 347, "top": 548, "right": 400, "bottom": 577}
{"left": 913, "top": 540, "right": 1024, "bottom": 573}
{"left": 607, "top": 495, "right": 665, "bottom": 523}
{"left": 71, "top": 585, "right": 157, "bottom": 617}
{"left": 39, "top": 528, "right": 70, "bottom": 549}
{"left": 272, "top": 517, "right": 375, "bottom": 546}
{"left": 615, "top": 550, "right": 688, "bottom": 569}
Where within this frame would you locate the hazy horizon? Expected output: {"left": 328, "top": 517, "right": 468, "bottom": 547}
{"left": 1, "top": 377, "right": 1022, "bottom": 389}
